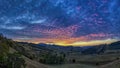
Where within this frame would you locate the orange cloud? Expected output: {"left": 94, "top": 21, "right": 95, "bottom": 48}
{"left": 14, "top": 33, "right": 118, "bottom": 46}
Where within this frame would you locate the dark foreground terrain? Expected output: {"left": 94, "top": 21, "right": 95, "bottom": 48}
{"left": 0, "top": 34, "right": 120, "bottom": 68}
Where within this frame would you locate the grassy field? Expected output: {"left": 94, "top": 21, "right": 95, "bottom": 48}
{"left": 48, "top": 59, "right": 120, "bottom": 68}
{"left": 48, "top": 64, "right": 97, "bottom": 68}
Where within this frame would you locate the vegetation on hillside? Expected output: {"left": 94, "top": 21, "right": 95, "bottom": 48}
{"left": 0, "top": 34, "right": 26, "bottom": 68}
{"left": 0, "top": 33, "right": 66, "bottom": 65}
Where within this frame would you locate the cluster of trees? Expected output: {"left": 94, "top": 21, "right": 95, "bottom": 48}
{"left": 0, "top": 34, "right": 26, "bottom": 68}
{"left": 0, "top": 53, "right": 26, "bottom": 68}
{"left": 39, "top": 53, "right": 66, "bottom": 64}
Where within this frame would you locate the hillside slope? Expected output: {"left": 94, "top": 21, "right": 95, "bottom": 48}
{"left": 9, "top": 47, "right": 48, "bottom": 68}
{"left": 99, "top": 59, "right": 120, "bottom": 68}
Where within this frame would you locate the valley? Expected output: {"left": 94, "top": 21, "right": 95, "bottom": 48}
{"left": 0, "top": 34, "right": 120, "bottom": 68}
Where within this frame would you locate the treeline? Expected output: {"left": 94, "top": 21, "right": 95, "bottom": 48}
{"left": 39, "top": 52, "right": 66, "bottom": 64}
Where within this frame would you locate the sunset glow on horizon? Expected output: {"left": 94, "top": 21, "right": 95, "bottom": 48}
{"left": 0, "top": 0, "right": 120, "bottom": 46}
{"left": 14, "top": 38, "right": 119, "bottom": 46}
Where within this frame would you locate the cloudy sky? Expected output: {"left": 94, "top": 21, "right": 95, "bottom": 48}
{"left": 0, "top": 0, "right": 120, "bottom": 46}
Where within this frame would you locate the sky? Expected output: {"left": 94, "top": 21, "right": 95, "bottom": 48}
{"left": 0, "top": 0, "right": 120, "bottom": 46}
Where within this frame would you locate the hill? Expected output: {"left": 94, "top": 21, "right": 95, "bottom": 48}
{"left": 0, "top": 33, "right": 120, "bottom": 68}
{"left": 0, "top": 34, "right": 26, "bottom": 68}
{"left": 0, "top": 34, "right": 48, "bottom": 68}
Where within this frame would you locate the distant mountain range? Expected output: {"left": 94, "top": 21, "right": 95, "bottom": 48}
{"left": 18, "top": 41, "right": 120, "bottom": 55}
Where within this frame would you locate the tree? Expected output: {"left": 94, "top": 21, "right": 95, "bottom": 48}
{"left": 7, "top": 52, "right": 26, "bottom": 68}
{"left": 72, "top": 59, "right": 76, "bottom": 63}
